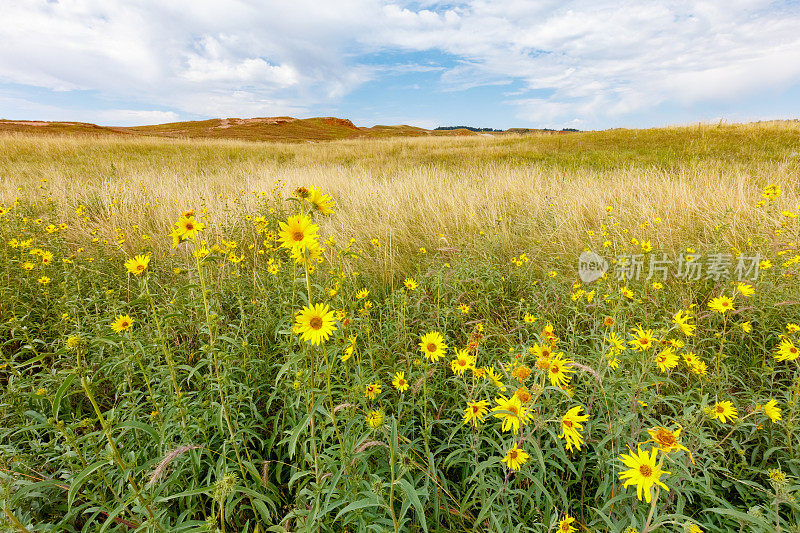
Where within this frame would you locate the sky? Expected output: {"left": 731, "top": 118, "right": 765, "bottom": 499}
{"left": 1, "top": 0, "right": 800, "bottom": 130}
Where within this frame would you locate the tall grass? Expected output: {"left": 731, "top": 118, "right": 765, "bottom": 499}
{"left": 2, "top": 122, "right": 798, "bottom": 275}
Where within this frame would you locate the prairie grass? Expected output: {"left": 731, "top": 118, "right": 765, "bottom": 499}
{"left": 2, "top": 121, "right": 798, "bottom": 273}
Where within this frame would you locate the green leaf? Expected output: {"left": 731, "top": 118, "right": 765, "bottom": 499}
{"left": 53, "top": 373, "right": 76, "bottom": 420}
{"left": 333, "top": 495, "right": 381, "bottom": 522}
{"left": 117, "top": 420, "right": 160, "bottom": 443}
{"left": 67, "top": 460, "right": 107, "bottom": 509}
{"left": 397, "top": 478, "right": 428, "bottom": 533}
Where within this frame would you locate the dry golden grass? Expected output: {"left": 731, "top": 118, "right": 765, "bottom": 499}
{"left": 1, "top": 121, "right": 799, "bottom": 272}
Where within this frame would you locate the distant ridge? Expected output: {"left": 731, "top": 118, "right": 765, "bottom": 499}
{"left": 0, "top": 117, "right": 576, "bottom": 142}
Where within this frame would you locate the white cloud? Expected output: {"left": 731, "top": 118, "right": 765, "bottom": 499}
{"left": 0, "top": 92, "right": 178, "bottom": 125}
{"left": 368, "top": 0, "right": 800, "bottom": 125}
{"left": 0, "top": 0, "right": 799, "bottom": 127}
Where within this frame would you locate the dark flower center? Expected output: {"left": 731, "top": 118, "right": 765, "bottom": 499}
{"left": 657, "top": 431, "right": 676, "bottom": 446}
{"left": 309, "top": 316, "right": 323, "bottom": 330}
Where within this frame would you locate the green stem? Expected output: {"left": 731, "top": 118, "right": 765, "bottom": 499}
{"left": 142, "top": 276, "right": 186, "bottom": 430}
{"left": 80, "top": 373, "right": 164, "bottom": 532}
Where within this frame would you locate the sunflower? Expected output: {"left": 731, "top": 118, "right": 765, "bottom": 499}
{"left": 708, "top": 295, "right": 734, "bottom": 314}
{"left": 557, "top": 514, "right": 577, "bottom": 533}
{"left": 491, "top": 394, "right": 529, "bottom": 434}
{"left": 341, "top": 335, "right": 356, "bottom": 362}
{"left": 513, "top": 386, "right": 531, "bottom": 403}
{"left": 392, "top": 372, "right": 409, "bottom": 392}
{"left": 775, "top": 339, "right": 799, "bottom": 362}
{"left": 484, "top": 367, "right": 506, "bottom": 391}
{"left": 419, "top": 331, "right": 447, "bottom": 362}
{"left": 560, "top": 406, "right": 589, "bottom": 452}
{"left": 512, "top": 364, "right": 531, "bottom": 381}
{"left": 542, "top": 321, "right": 558, "bottom": 345}
{"left": 364, "top": 382, "right": 382, "bottom": 400}
{"left": 278, "top": 214, "right": 319, "bottom": 251}
{"left": 459, "top": 303, "right": 470, "bottom": 314}
{"left": 736, "top": 282, "right": 755, "bottom": 297}
{"left": 618, "top": 447, "right": 670, "bottom": 503}
{"left": 547, "top": 353, "right": 575, "bottom": 388}
{"left": 124, "top": 254, "right": 150, "bottom": 276}
{"left": 709, "top": 400, "right": 738, "bottom": 423}
{"left": 620, "top": 286, "right": 634, "bottom": 299}
{"left": 646, "top": 426, "right": 690, "bottom": 456}
{"left": 629, "top": 325, "right": 656, "bottom": 351}
{"left": 606, "top": 332, "right": 626, "bottom": 354}
{"left": 194, "top": 246, "right": 211, "bottom": 259}
{"left": 688, "top": 358, "right": 708, "bottom": 376}
{"left": 672, "top": 310, "right": 696, "bottom": 336}
{"left": 655, "top": 347, "right": 679, "bottom": 372}
{"left": 111, "top": 314, "right": 134, "bottom": 333}
{"left": 763, "top": 399, "right": 781, "bottom": 422}
{"left": 502, "top": 444, "right": 530, "bottom": 471}
{"left": 294, "top": 303, "right": 337, "bottom": 345}
{"left": 356, "top": 288, "right": 369, "bottom": 299}
{"left": 366, "top": 410, "right": 383, "bottom": 428}
{"left": 290, "top": 238, "right": 324, "bottom": 266}
{"left": 463, "top": 399, "right": 489, "bottom": 427}
{"left": 175, "top": 216, "right": 205, "bottom": 241}
{"left": 450, "top": 349, "right": 476, "bottom": 376}
{"left": 531, "top": 343, "right": 554, "bottom": 372}
{"left": 66, "top": 336, "right": 81, "bottom": 349}
{"left": 403, "top": 278, "right": 418, "bottom": 290}
{"left": 306, "top": 187, "right": 335, "bottom": 215}
{"left": 523, "top": 313, "right": 536, "bottom": 323}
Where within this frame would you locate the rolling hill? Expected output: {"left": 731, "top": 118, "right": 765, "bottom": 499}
{"left": 0, "top": 116, "right": 483, "bottom": 142}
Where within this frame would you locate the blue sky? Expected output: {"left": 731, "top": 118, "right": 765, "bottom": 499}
{"left": 2, "top": 0, "right": 800, "bottom": 130}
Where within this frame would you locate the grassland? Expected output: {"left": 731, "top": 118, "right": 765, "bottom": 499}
{"left": 2, "top": 121, "right": 799, "bottom": 268}
{"left": 1, "top": 121, "right": 800, "bottom": 532}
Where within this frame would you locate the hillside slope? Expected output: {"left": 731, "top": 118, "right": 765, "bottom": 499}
{"left": 0, "top": 116, "right": 479, "bottom": 142}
